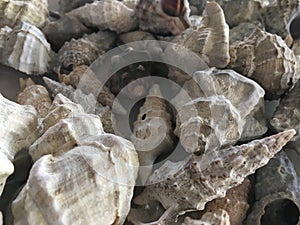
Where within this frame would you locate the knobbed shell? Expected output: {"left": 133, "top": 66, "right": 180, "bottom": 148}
{"left": 244, "top": 151, "right": 300, "bottom": 225}
{"left": 183, "top": 210, "right": 230, "bottom": 225}
{"left": 0, "top": 0, "right": 48, "bottom": 28}
{"left": 136, "top": 0, "right": 191, "bottom": 35}
{"left": 12, "top": 134, "right": 139, "bottom": 225}
{"left": 134, "top": 129, "right": 296, "bottom": 224}
{"left": 229, "top": 28, "right": 300, "bottom": 99}
{"left": 1, "top": 22, "right": 52, "bottom": 75}
{"left": 131, "top": 84, "right": 174, "bottom": 184}
{"left": 16, "top": 78, "right": 52, "bottom": 118}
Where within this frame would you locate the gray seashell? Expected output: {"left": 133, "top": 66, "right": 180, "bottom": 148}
{"left": 285, "top": 147, "right": 300, "bottom": 176}
{"left": 58, "top": 0, "right": 96, "bottom": 13}
{"left": 183, "top": 210, "right": 230, "bottom": 225}
{"left": 244, "top": 151, "right": 300, "bottom": 225}
{"left": 12, "top": 134, "right": 139, "bottom": 225}
{"left": 1, "top": 22, "right": 52, "bottom": 75}
{"left": 134, "top": 129, "right": 296, "bottom": 224}
{"left": 229, "top": 22, "right": 264, "bottom": 44}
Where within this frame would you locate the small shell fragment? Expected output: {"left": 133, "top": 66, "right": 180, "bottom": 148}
{"left": 183, "top": 210, "right": 230, "bottom": 225}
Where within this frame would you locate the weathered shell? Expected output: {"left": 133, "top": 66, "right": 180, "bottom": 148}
{"left": 1, "top": 22, "right": 52, "bottom": 75}
{"left": 131, "top": 84, "right": 174, "bottom": 184}
{"left": 183, "top": 210, "right": 230, "bottom": 225}
{"left": 198, "top": 178, "right": 250, "bottom": 225}
{"left": 0, "top": 0, "right": 48, "bottom": 28}
{"left": 134, "top": 129, "right": 296, "bottom": 224}
{"left": 12, "top": 134, "right": 139, "bottom": 225}
{"left": 0, "top": 26, "right": 12, "bottom": 53}
{"left": 0, "top": 152, "right": 14, "bottom": 196}
{"left": 16, "top": 78, "right": 52, "bottom": 118}
{"left": 271, "top": 80, "right": 300, "bottom": 152}
{"left": 58, "top": 65, "right": 126, "bottom": 114}
{"left": 228, "top": 28, "right": 300, "bottom": 99}
{"left": 136, "top": 0, "right": 190, "bottom": 35}
{"left": 0, "top": 93, "right": 38, "bottom": 161}
{"left": 188, "top": 0, "right": 206, "bottom": 15}
{"left": 244, "top": 151, "right": 300, "bottom": 225}
{"left": 43, "top": 0, "right": 138, "bottom": 51}
{"left": 175, "top": 95, "right": 242, "bottom": 153}
{"left": 58, "top": 0, "right": 95, "bottom": 13}
{"left": 285, "top": 147, "right": 300, "bottom": 176}
{"left": 229, "top": 22, "right": 264, "bottom": 44}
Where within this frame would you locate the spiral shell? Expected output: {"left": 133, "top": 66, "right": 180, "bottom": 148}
{"left": 229, "top": 28, "right": 300, "bottom": 99}
{"left": 12, "top": 134, "right": 139, "bottom": 225}
{"left": 134, "top": 129, "right": 295, "bottom": 224}
{"left": 131, "top": 84, "right": 174, "bottom": 184}
{"left": 136, "top": 0, "right": 190, "bottom": 35}
{"left": 1, "top": 22, "right": 52, "bottom": 75}
{"left": 183, "top": 210, "right": 230, "bottom": 225}
{"left": 0, "top": 0, "right": 48, "bottom": 28}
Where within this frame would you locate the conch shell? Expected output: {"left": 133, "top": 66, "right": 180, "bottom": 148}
{"left": 0, "top": 0, "right": 48, "bottom": 28}
{"left": 1, "top": 22, "right": 52, "bottom": 75}
{"left": 12, "top": 134, "right": 139, "bottom": 225}
{"left": 136, "top": 0, "right": 190, "bottom": 35}
{"left": 183, "top": 210, "right": 230, "bottom": 225}
{"left": 134, "top": 129, "right": 295, "bottom": 224}
{"left": 131, "top": 84, "right": 174, "bottom": 184}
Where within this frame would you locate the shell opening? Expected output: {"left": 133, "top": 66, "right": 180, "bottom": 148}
{"left": 161, "top": 0, "right": 183, "bottom": 17}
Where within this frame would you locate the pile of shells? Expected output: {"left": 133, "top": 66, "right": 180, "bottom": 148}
{"left": 0, "top": 0, "right": 300, "bottom": 224}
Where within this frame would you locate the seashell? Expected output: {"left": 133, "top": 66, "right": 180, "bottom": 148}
{"left": 229, "top": 22, "right": 264, "bottom": 44}
{"left": 136, "top": 0, "right": 190, "bottom": 35}
{"left": 58, "top": 65, "right": 126, "bottom": 114}
{"left": 131, "top": 84, "right": 174, "bottom": 184}
{"left": 16, "top": 78, "right": 52, "bottom": 118}
{"left": 43, "top": 0, "right": 138, "bottom": 51}
{"left": 244, "top": 151, "right": 300, "bottom": 225}
{"left": 0, "top": 152, "right": 14, "bottom": 196}
{"left": 285, "top": 147, "right": 300, "bottom": 176}
{"left": 0, "top": 0, "right": 48, "bottom": 28}
{"left": 29, "top": 112, "right": 104, "bottom": 162}
{"left": 0, "top": 26, "right": 12, "bottom": 53}
{"left": 41, "top": 93, "right": 85, "bottom": 131}
{"left": 1, "top": 22, "right": 52, "bottom": 75}
{"left": 0, "top": 93, "right": 38, "bottom": 161}
{"left": 0, "top": 211, "right": 2, "bottom": 225}
{"left": 183, "top": 210, "right": 230, "bottom": 225}
{"left": 174, "top": 95, "right": 243, "bottom": 153}
{"left": 228, "top": 28, "right": 300, "bottom": 99}
{"left": 198, "top": 178, "right": 251, "bottom": 225}
{"left": 188, "top": 0, "right": 206, "bottom": 15}
{"left": 12, "top": 134, "right": 139, "bottom": 225}
{"left": 270, "top": 80, "right": 300, "bottom": 152}
{"left": 133, "top": 129, "right": 296, "bottom": 224}
{"left": 58, "top": 0, "right": 95, "bottom": 13}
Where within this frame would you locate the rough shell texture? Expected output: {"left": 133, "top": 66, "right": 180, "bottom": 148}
{"left": 0, "top": 26, "right": 12, "bottom": 53}
{"left": 136, "top": 0, "right": 190, "bottom": 35}
{"left": 0, "top": 0, "right": 48, "bottom": 28}
{"left": 229, "top": 28, "right": 300, "bottom": 99}
{"left": 171, "top": 68, "right": 267, "bottom": 153}
{"left": 183, "top": 210, "right": 230, "bottom": 225}
{"left": 0, "top": 93, "right": 38, "bottom": 161}
{"left": 0, "top": 152, "right": 14, "bottom": 196}
{"left": 1, "top": 22, "right": 52, "bottom": 75}
{"left": 16, "top": 78, "right": 52, "bottom": 118}
{"left": 134, "top": 129, "right": 296, "bottom": 224}
{"left": 12, "top": 134, "right": 139, "bottom": 225}
{"left": 198, "top": 178, "right": 250, "bottom": 225}
{"left": 244, "top": 151, "right": 300, "bottom": 225}
{"left": 271, "top": 80, "right": 300, "bottom": 152}
{"left": 229, "top": 22, "right": 264, "bottom": 44}
{"left": 58, "top": 0, "right": 95, "bottom": 13}
{"left": 131, "top": 84, "right": 174, "bottom": 184}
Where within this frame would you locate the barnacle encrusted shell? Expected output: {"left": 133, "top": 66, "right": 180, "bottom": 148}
{"left": 16, "top": 78, "right": 52, "bottom": 118}
{"left": 0, "top": 0, "right": 48, "bottom": 28}
{"left": 134, "top": 129, "right": 296, "bottom": 224}
{"left": 136, "top": 0, "right": 190, "bottom": 35}
{"left": 244, "top": 151, "right": 300, "bottom": 225}
{"left": 1, "top": 22, "right": 52, "bottom": 75}
{"left": 0, "top": 93, "right": 38, "bottom": 161}
{"left": 198, "top": 178, "right": 251, "bottom": 225}
{"left": 183, "top": 210, "right": 230, "bottom": 225}
{"left": 271, "top": 80, "right": 300, "bottom": 152}
{"left": 12, "top": 134, "right": 139, "bottom": 225}
{"left": 131, "top": 84, "right": 174, "bottom": 184}
{"left": 0, "top": 152, "right": 14, "bottom": 196}
{"left": 228, "top": 28, "right": 300, "bottom": 99}
{"left": 175, "top": 95, "right": 242, "bottom": 153}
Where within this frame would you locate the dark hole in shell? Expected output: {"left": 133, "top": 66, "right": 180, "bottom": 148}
{"left": 290, "top": 16, "right": 300, "bottom": 40}
{"left": 260, "top": 199, "right": 300, "bottom": 225}
{"left": 161, "top": 0, "right": 183, "bottom": 17}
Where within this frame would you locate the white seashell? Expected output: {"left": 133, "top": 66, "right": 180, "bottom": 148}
{"left": 183, "top": 210, "right": 230, "bottom": 225}
{"left": 0, "top": 0, "right": 48, "bottom": 28}
{"left": 12, "top": 134, "right": 139, "bottom": 225}
{"left": 131, "top": 84, "right": 174, "bottom": 184}
{"left": 0, "top": 211, "right": 2, "bottom": 225}
{"left": 1, "top": 22, "right": 52, "bottom": 75}
{"left": 0, "top": 152, "right": 14, "bottom": 196}
{"left": 0, "top": 26, "right": 12, "bottom": 53}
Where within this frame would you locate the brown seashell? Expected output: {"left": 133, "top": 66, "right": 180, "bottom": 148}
{"left": 183, "top": 210, "right": 230, "bottom": 225}
{"left": 134, "top": 129, "right": 296, "bottom": 224}
{"left": 136, "top": 0, "right": 190, "bottom": 35}
{"left": 228, "top": 28, "right": 300, "bottom": 99}
{"left": 16, "top": 78, "right": 52, "bottom": 118}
